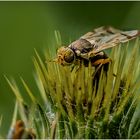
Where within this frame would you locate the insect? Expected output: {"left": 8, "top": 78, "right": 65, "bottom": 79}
{"left": 55, "top": 26, "right": 140, "bottom": 67}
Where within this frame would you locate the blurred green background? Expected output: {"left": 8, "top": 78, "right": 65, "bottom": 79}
{"left": 0, "top": 1, "right": 140, "bottom": 136}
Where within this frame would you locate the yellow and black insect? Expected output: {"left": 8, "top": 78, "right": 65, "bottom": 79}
{"left": 55, "top": 26, "right": 140, "bottom": 67}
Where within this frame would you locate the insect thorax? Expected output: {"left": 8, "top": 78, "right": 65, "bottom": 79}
{"left": 69, "top": 38, "right": 93, "bottom": 54}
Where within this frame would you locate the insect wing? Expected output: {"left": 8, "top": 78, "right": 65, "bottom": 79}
{"left": 93, "top": 30, "right": 140, "bottom": 53}
{"left": 80, "top": 26, "right": 121, "bottom": 46}
{"left": 80, "top": 26, "right": 140, "bottom": 54}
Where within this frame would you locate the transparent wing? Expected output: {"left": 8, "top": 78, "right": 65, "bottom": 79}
{"left": 80, "top": 26, "right": 121, "bottom": 45}
{"left": 80, "top": 26, "right": 140, "bottom": 53}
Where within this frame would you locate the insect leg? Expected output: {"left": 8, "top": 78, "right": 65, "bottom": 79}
{"left": 92, "top": 63, "right": 103, "bottom": 78}
{"left": 70, "top": 65, "right": 75, "bottom": 72}
{"left": 92, "top": 58, "right": 111, "bottom": 66}
{"left": 92, "top": 56, "right": 117, "bottom": 77}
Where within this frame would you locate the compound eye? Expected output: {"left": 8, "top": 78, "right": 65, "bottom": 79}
{"left": 64, "top": 50, "right": 75, "bottom": 63}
